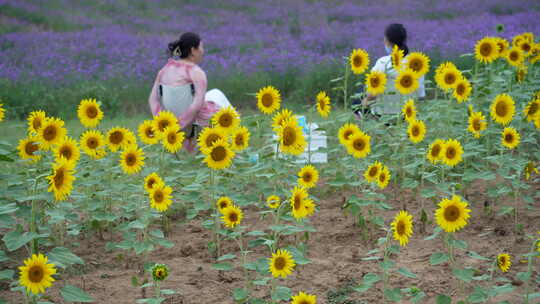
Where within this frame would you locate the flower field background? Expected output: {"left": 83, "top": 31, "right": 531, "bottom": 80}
{"left": 1, "top": 1, "right": 540, "bottom": 304}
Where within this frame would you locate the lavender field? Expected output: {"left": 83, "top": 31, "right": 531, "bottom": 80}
{"left": 1, "top": 0, "right": 540, "bottom": 117}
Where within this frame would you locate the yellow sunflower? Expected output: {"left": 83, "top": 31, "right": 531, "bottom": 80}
{"left": 272, "top": 108, "right": 295, "bottom": 131}
{"left": 364, "top": 161, "right": 382, "bottom": 183}
{"left": 27, "top": 110, "right": 47, "bottom": 134}
{"left": 297, "top": 164, "right": 319, "bottom": 189}
{"left": 18, "top": 136, "right": 41, "bottom": 162}
{"left": 202, "top": 138, "right": 235, "bottom": 170}
{"left": 37, "top": 117, "right": 67, "bottom": 151}
{"left": 407, "top": 119, "right": 426, "bottom": 144}
{"left": 402, "top": 99, "right": 417, "bottom": 122}
{"left": 391, "top": 45, "right": 404, "bottom": 71}
{"left": 18, "top": 253, "right": 56, "bottom": 295}
{"left": 216, "top": 196, "right": 233, "bottom": 213}
{"left": 162, "top": 124, "right": 185, "bottom": 153}
{"left": 395, "top": 69, "right": 419, "bottom": 95}
{"left": 80, "top": 130, "right": 107, "bottom": 159}
{"left": 524, "top": 99, "right": 540, "bottom": 122}
{"left": 77, "top": 98, "right": 103, "bottom": 128}
{"left": 467, "top": 111, "right": 487, "bottom": 138}
{"left": 338, "top": 123, "right": 360, "bottom": 146}
{"left": 506, "top": 47, "right": 524, "bottom": 67}
{"left": 151, "top": 264, "right": 169, "bottom": 282}
{"left": 345, "top": 131, "right": 371, "bottom": 158}
{"left": 120, "top": 145, "right": 145, "bottom": 175}
{"left": 494, "top": 37, "right": 510, "bottom": 57}
{"left": 144, "top": 172, "right": 164, "bottom": 193}
{"left": 304, "top": 199, "right": 316, "bottom": 217}
{"left": 230, "top": 126, "right": 250, "bottom": 151}
{"left": 501, "top": 127, "right": 520, "bottom": 149}
{"left": 435, "top": 195, "right": 471, "bottom": 233}
{"left": 391, "top": 210, "right": 413, "bottom": 246}
{"left": 497, "top": 253, "right": 511, "bottom": 272}
{"left": 316, "top": 91, "right": 331, "bottom": 117}
{"left": 516, "top": 65, "right": 527, "bottom": 83}
{"left": 47, "top": 157, "right": 76, "bottom": 201}
{"left": 268, "top": 249, "right": 296, "bottom": 278}
{"left": 221, "top": 205, "right": 243, "bottom": 228}
{"left": 435, "top": 63, "right": 462, "bottom": 91}
{"left": 490, "top": 94, "right": 515, "bottom": 125}
{"left": 427, "top": 139, "right": 445, "bottom": 164}
{"left": 453, "top": 77, "right": 472, "bottom": 103}
{"left": 405, "top": 52, "right": 430, "bottom": 76}
{"left": 138, "top": 120, "right": 160, "bottom": 145}
{"left": 376, "top": 165, "right": 391, "bottom": 189}
{"left": 535, "top": 114, "right": 540, "bottom": 130}
{"left": 475, "top": 37, "right": 499, "bottom": 63}
{"left": 53, "top": 137, "right": 80, "bottom": 164}
{"left": 279, "top": 118, "right": 307, "bottom": 156}
{"left": 153, "top": 111, "right": 178, "bottom": 136}
{"left": 0, "top": 103, "right": 4, "bottom": 122}
{"left": 256, "top": 86, "right": 281, "bottom": 114}
{"left": 350, "top": 48, "right": 370, "bottom": 74}
{"left": 291, "top": 292, "right": 316, "bottom": 304}
{"left": 290, "top": 186, "right": 309, "bottom": 220}
{"left": 149, "top": 183, "right": 172, "bottom": 212}
{"left": 198, "top": 127, "right": 226, "bottom": 151}
{"left": 441, "top": 139, "right": 463, "bottom": 167}
{"left": 517, "top": 40, "right": 533, "bottom": 57}
{"left": 106, "top": 127, "right": 135, "bottom": 152}
{"left": 212, "top": 106, "right": 240, "bottom": 133}
{"left": 267, "top": 195, "right": 281, "bottom": 209}
{"left": 365, "top": 70, "right": 387, "bottom": 96}
{"left": 524, "top": 162, "right": 539, "bottom": 181}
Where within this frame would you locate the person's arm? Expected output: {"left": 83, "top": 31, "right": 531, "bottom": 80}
{"left": 417, "top": 75, "right": 426, "bottom": 101}
{"left": 178, "top": 66, "right": 207, "bottom": 128}
{"left": 148, "top": 70, "right": 163, "bottom": 116}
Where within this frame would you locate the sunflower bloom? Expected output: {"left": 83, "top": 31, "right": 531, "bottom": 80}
{"left": 80, "top": 130, "right": 107, "bottom": 159}
{"left": 47, "top": 157, "right": 76, "bottom": 201}
{"left": 120, "top": 145, "right": 145, "bottom": 175}
{"left": 395, "top": 69, "right": 419, "bottom": 95}
{"left": 202, "top": 138, "right": 235, "bottom": 170}
{"left": 268, "top": 249, "right": 296, "bottom": 278}
{"left": 338, "top": 123, "right": 360, "bottom": 146}
{"left": 221, "top": 205, "right": 243, "bottom": 228}
{"left": 524, "top": 99, "right": 540, "bottom": 122}
{"left": 391, "top": 211, "right": 413, "bottom": 246}
{"left": 402, "top": 99, "right": 416, "bottom": 122}
{"left": 453, "top": 78, "right": 472, "bottom": 103}
{"left": 272, "top": 109, "right": 295, "bottom": 131}
{"left": 257, "top": 86, "right": 281, "bottom": 114}
{"left": 364, "top": 161, "right": 382, "bottom": 183}
{"left": 475, "top": 37, "right": 499, "bottom": 63}
{"left": 407, "top": 119, "right": 426, "bottom": 144}
{"left": 435, "top": 195, "right": 471, "bottom": 233}
{"left": 151, "top": 264, "right": 169, "bottom": 282}
{"left": 427, "top": 139, "right": 445, "bottom": 164}
{"left": 350, "top": 48, "right": 370, "bottom": 74}
{"left": 216, "top": 196, "right": 233, "bottom": 213}
{"left": 0, "top": 103, "right": 4, "bottom": 122}
{"left": 405, "top": 52, "right": 430, "bottom": 76}
{"left": 315, "top": 91, "right": 331, "bottom": 117}
{"left": 441, "top": 139, "right": 463, "bottom": 167}
{"left": 304, "top": 199, "right": 316, "bottom": 217}
{"left": 107, "top": 127, "right": 135, "bottom": 152}
{"left": 77, "top": 98, "right": 103, "bottom": 128}
{"left": 501, "top": 127, "right": 520, "bottom": 149}
{"left": 290, "top": 186, "right": 309, "bottom": 220}
{"left": 53, "top": 137, "right": 80, "bottom": 164}
{"left": 346, "top": 131, "right": 371, "bottom": 158}
{"left": 391, "top": 45, "right": 404, "bottom": 71}
{"left": 490, "top": 94, "right": 515, "bottom": 125}
{"left": 267, "top": 195, "right": 281, "bottom": 209}
{"left": 230, "top": 126, "right": 250, "bottom": 151}
{"left": 365, "top": 70, "right": 387, "bottom": 96}
{"left": 37, "top": 117, "right": 67, "bottom": 151}
{"left": 27, "top": 110, "right": 47, "bottom": 134}
{"left": 279, "top": 118, "right": 307, "bottom": 156}
{"left": 524, "top": 162, "right": 539, "bottom": 181}
{"left": 467, "top": 111, "right": 487, "bottom": 138}
{"left": 162, "top": 124, "right": 185, "bottom": 153}
{"left": 149, "top": 183, "right": 172, "bottom": 212}
{"left": 297, "top": 165, "right": 319, "bottom": 188}
{"left": 435, "top": 62, "right": 461, "bottom": 91}
{"left": 212, "top": 106, "right": 240, "bottom": 133}
{"left": 506, "top": 48, "right": 524, "bottom": 67}
{"left": 18, "top": 254, "right": 56, "bottom": 295}
{"left": 376, "top": 165, "right": 391, "bottom": 189}
{"left": 18, "top": 136, "right": 41, "bottom": 162}
{"left": 291, "top": 292, "right": 317, "bottom": 304}
{"left": 153, "top": 111, "right": 178, "bottom": 136}
{"left": 497, "top": 253, "right": 511, "bottom": 272}
{"left": 198, "top": 127, "right": 226, "bottom": 151}
{"left": 138, "top": 120, "right": 160, "bottom": 145}
{"left": 144, "top": 172, "right": 164, "bottom": 193}
{"left": 494, "top": 37, "right": 510, "bottom": 57}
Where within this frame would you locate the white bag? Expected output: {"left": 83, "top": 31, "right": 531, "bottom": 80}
{"left": 159, "top": 83, "right": 194, "bottom": 117}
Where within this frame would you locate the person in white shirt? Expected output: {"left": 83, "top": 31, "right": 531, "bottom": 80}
{"left": 354, "top": 23, "right": 425, "bottom": 118}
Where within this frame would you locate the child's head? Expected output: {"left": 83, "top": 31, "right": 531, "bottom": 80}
{"left": 384, "top": 23, "right": 409, "bottom": 56}
{"left": 168, "top": 32, "right": 204, "bottom": 63}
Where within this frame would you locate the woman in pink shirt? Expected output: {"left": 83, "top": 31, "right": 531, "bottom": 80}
{"left": 148, "top": 32, "right": 231, "bottom": 151}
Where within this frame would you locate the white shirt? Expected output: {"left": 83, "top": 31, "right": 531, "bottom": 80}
{"left": 370, "top": 55, "right": 425, "bottom": 115}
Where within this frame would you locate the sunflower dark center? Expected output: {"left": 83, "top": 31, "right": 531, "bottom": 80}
{"left": 353, "top": 138, "right": 366, "bottom": 151}
{"left": 495, "top": 102, "right": 508, "bottom": 117}
{"left": 344, "top": 130, "right": 353, "bottom": 140}
{"left": 125, "top": 153, "right": 136, "bottom": 166}
{"left": 205, "top": 134, "right": 221, "bottom": 147}
{"left": 158, "top": 120, "right": 169, "bottom": 132}
{"left": 504, "top": 133, "right": 513, "bottom": 143}
{"left": 456, "top": 84, "right": 465, "bottom": 95}
{"left": 410, "top": 59, "right": 422, "bottom": 71}
{"left": 406, "top": 107, "right": 413, "bottom": 117}
{"left": 32, "top": 118, "right": 42, "bottom": 130}
{"left": 43, "top": 125, "right": 57, "bottom": 141}
{"left": 60, "top": 146, "right": 72, "bottom": 159}
{"left": 54, "top": 168, "right": 64, "bottom": 188}
{"left": 294, "top": 195, "right": 301, "bottom": 210}
{"left": 228, "top": 212, "right": 238, "bottom": 222}
{"left": 283, "top": 127, "right": 296, "bottom": 146}
{"left": 86, "top": 106, "right": 98, "bottom": 119}
{"left": 274, "top": 257, "right": 286, "bottom": 270}
{"left": 262, "top": 93, "right": 273, "bottom": 107}
{"left": 110, "top": 131, "right": 123, "bottom": 144}
{"left": 444, "top": 73, "right": 456, "bottom": 85}
{"left": 370, "top": 76, "right": 380, "bottom": 87}
{"left": 496, "top": 42, "right": 505, "bottom": 53}
{"left": 154, "top": 190, "right": 164, "bottom": 203}
{"left": 431, "top": 144, "right": 441, "bottom": 157}
{"left": 145, "top": 127, "right": 155, "bottom": 138}
{"left": 446, "top": 147, "right": 456, "bottom": 159}
{"left": 303, "top": 172, "right": 312, "bottom": 182}
{"left": 25, "top": 142, "right": 39, "bottom": 155}
{"left": 167, "top": 132, "right": 176, "bottom": 144}
{"left": 369, "top": 166, "right": 378, "bottom": 177}
{"left": 473, "top": 118, "right": 481, "bottom": 131}
{"left": 379, "top": 172, "right": 386, "bottom": 183}
{"left": 235, "top": 134, "right": 244, "bottom": 146}
{"left": 353, "top": 55, "right": 362, "bottom": 67}
{"left": 412, "top": 126, "right": 420, "bottom": 136}
{"left": 521, "top": 43, "right": 531, "bottom": 52}
{"left": 400, "top": 75, "right": 412, "bottom": 88}
{"left": 147, "top": 179, "right": 156, "bottom": 189}
{"left": 480, "top": 43, "right": 492, "bottom": 56}
{"left": 211, "top": 146, "right": 227, "bottom": 161}
{"left": 509, "top": 51, "right": 518, "bottom": 61}
{"left": 219, "top": 114, "right": 232, "bottom": 127}
{"left": 219, "top": 201, "right": 228, "bottom": 209}
{"left": 87, "top": 138, "right": 98, "bottom": 149}
{"left": 397, "top": 220, "right": 406, "bottom": 235}
{"left": 528, "top": 103, "right": 538, "bottom": 116}
{"left": 28, "top": 266, "right": 44, "bottom": 283}
{"left": 444, "top": 205, "right": 460, "bottom": 222}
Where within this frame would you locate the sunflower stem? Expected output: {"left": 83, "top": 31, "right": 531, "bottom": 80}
{"left": 343, "top": 58, "right": 350, "bottom": 111}
{"left": 30, "top": 177, "right": 40, "bottom": 255}
{"left": 523, "top": 237, "right": 537, "bottom": 304}
{"left": 381, "top": 229, "right": 392, "bottom": 304}
{"left": 210, "top": 169, "right": 221, "bottom": 259}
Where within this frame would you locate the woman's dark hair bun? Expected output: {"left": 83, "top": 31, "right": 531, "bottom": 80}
{"left": 167, "top": 32, "right": 201, "bottom": 58}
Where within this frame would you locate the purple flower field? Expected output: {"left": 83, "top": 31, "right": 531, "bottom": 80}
{"left": 1, "top": 0, "right": 539, "bottom": 84}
